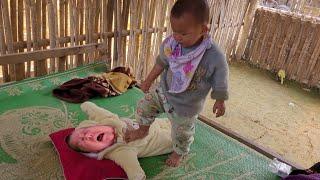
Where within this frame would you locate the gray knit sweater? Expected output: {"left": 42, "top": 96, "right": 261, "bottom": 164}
{"left": 156, "top": 40, "right": 229, "bottom": 117}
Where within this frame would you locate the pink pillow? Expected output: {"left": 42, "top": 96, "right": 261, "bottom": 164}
{"left": 49, "top": 128, "right": 127, "bottom": 180}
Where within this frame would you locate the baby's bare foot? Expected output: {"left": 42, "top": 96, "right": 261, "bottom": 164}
{"left": 166, "top": 151, "right": 183, "bottom": 167}
{"left": 124, "top": 125, "right": 149, "bottom": 143}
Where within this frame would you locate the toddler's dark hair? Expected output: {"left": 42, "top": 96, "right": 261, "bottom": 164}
{"left": 171, "top": 0, "right": 210, "bottom": 24}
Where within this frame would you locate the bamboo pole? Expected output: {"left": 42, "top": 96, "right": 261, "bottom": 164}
{"left": 114, "top": 0, "right": 122, "bottom": 67}
{"left": 106, "top": 0, "right": 114, "bottom": 62}
{"left": 53, "top": 0, "right": 59, "bottom": 49}
{"left": 284, "top": 20, "right": 304, "bottom": 79}
{"left": 209, "top": 0, "right": 221, "bottom": 38}
{"left": 300, "top": 24, "right": 320, "bottom": 83}
{"left": 88, "top": 0, "right": 95, "bottom": 63}
{"left": 42, "top": 0, "right": 47, "bottom": 40}
{"left": 152, "top": 0, "right": 166, "bottom": 62}
{"left": 304, "top": 24, "right": 320, "bottom": 82}
{"left": 251, "top": 9, "right": 269, "bottom": 65}
{"left": 16, "top": 0, "right": 25, "bottom": 80}
{"left": 269, "top": 14, "right": 290, "bottom": 70}
{"left": 35, "top": 0, "right": 47, "bottom": 76}
{"left": 276, "top": 15, "right": 296, "bottom": 70}
{"left": 94, "top": 0, "right": 101, "bottom": 61}
{"left": 215, "top": 1, "right": 226, "bottom": 46}
{"left": 85, "top": 0, "right": 90, "bottom": 64}
{"left": 228, "top": 0, "right": 250, "bottom": 58}
{"left": 127, "top": 0, "right": 137, "bottom": 69}
{"left": 145, "top": 0, "right": 156, "bottom": 77}
{"left": 70, "top": 0, "right": 76, "bottom": 67}
{"left": 264, "top": 13, "right": 283, "bottom": 70}
{"left": 7, "top": 28, "right": 163, "bottom": 51}
{"left": 10, "top": 0, "right": 18, "bottom": 80}
{"left": 309, "top": 55, "right": 320, "bottom": 86}
{"left": 59, "top": 0, "right": 66, "bottom": 72}
{"left": 101, "top": 0, "right": 109, "bottom": 63}
{"left": 73, "top": 0, "right": 80, "bottom": 66}
{"left": 0, "top": 3, "right": 9, "bottom": 82}
{"left": 0, "top": 43, "right": 107, "bottom": 64}
{"left": 287, "top": 20, "right": 309, "bottom": 79}
{"left": 1, "top": 0, "right": 15, "bottom": 81}
{"left": 294, "top": 21, "right": 314, "bottom": 80}
{"left": 47, "top": 0, "right": 56, "bottom": 73}
{"left": 65, "top": 0, "right": 72, "bottom": 69}
{"left": 224, "top": 0, "right": 240, "bottom": 57}
{"left": 236, "top": 0, "right": 260, "bottom": 60}
{"left": 25, "top": 0, "right": 32, "bottom": 78}
{"left": 133, "top": 0, "right": 143, "bottom": 74}
{"left": 121, "top": 0, "right": 130, "bottom": 66}
{"left": 222, "top": 0, "right": 235, "bottom": 51}
{"left": 77, "top": 0, "right": 84, "bottom": 66}
{"left": 246, "top": 9, "right": 262, "bottom": 62}
{"left": 259, "top": 12, "right": 278, "bottom": 68}
{"left": 136, "top": 0, "right": 149, "bottom": 80}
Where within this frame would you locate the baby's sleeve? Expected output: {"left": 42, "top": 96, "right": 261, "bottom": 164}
{"left": 80, "top": 102, "right": 126, "bottom": 131}
{"left": 210, "top": 50, "right": 229, "bottom": 100}
{"left": 155, "top": 42, "right": 169, "bottom": 69}
{"left": 107, "top": 148, "right": 145, "bottom": 180}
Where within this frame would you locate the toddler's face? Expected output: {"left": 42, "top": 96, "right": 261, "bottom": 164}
{"left": 170, "top": 13, "right": 207, "bottom": 48}
{"left": 69, "top": 125, "right": 116, "bottom": 153}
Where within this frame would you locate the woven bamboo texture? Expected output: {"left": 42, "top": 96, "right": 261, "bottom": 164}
{"left": 243, "top": 7, "right": 320, "bottom": 87}
{"left": 0, "top": 0, "right": 252, "bottom": 83}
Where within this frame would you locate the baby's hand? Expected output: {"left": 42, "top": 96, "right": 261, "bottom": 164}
{"left": 213, "top": 100, "right": 225, "bottom": 117}
{"left": 140, "top": 81, "right": 151, "bottom": 93}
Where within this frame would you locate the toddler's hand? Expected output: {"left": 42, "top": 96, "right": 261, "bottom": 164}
{"left": 140, "top": 81, "right": 151, "bottom": 93}
{"left": 213, "top": 100, "right": 225, "bottom": 117}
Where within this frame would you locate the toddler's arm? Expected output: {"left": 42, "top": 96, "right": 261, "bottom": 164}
{"left": 140, "top": 63, "right": 164, "bottom": 93}
{"left": 140, "top": 41, "right": 168, "bottom": 93}
{"left": 211, "top": 52, "right": 229, "bottom": 117}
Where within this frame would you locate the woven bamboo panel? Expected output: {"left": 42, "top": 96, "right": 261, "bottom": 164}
{"left": 244, "top": 8, "right": 320, "bottom": 87}
{"left": 0, "top": 0, "right": 251, "bottom": 83}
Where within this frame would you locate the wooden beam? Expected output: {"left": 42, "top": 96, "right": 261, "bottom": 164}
{"left": 9, "top": 28, "right": 167, "bottom": 53}
{"left": 0, "top": 43, "right": 106, "bottom": 65}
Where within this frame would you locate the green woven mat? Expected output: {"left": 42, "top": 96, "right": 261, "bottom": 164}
{"left": 0, "top": 62, "right": 279, "bottom": 180}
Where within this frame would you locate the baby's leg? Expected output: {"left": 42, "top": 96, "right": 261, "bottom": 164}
{"left": 166, "top": 114, "right": 196, "bottom": 167}
{"left": 125, "top": 91, "right": 165, "bottom": 142}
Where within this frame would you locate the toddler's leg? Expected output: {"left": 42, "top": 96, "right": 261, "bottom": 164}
{"left": 166, "top": 115, "right": 196, "bottom": 167}
{"left": 124, "top": 91, "right": 164, "bottom": 142}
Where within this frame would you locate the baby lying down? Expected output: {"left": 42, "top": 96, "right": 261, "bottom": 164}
{"left": 67, "top": 102, "right": 173, "bottom": 180}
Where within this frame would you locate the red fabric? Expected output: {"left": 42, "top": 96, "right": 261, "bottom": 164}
{"left": 49, "top": 128, "right": 127, "bottom": 180}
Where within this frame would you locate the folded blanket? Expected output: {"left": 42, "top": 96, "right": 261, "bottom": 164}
{"left": 53, "top": 67, "right": 137, "bottom": 103}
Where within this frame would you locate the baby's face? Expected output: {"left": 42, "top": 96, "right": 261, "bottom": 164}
{"left": 170, "top": 13, "right": 207, "bottom": 48}
{"left": 69, "top": 125, "right": 116, "bottom": 153}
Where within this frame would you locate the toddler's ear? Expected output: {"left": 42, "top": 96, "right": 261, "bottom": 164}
{"left": 201, "top": 24, "right": 209, "bottom": 34}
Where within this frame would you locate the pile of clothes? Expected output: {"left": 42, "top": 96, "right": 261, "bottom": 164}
{"left": 53, "top": 67, "right": 137, "bottom": 103}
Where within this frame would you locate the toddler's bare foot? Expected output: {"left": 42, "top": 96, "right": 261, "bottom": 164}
{"left": 166, "top": 151, "right": 183, "bottom": 167}
{"left": 124, "top": 125, "right": 149, "bottom": 143}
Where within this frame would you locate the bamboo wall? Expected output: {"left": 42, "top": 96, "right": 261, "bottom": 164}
{"left": 208, "top": 0, "right": 251, "bottom": 58}
{"left": 243, "top": 8, "right": 320, "bottom": 87}
{"left": 0, "top": 0, "right": 252, "bottom": 84}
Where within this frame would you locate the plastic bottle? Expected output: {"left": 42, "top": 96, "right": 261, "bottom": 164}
{"left": 269, "top": 158, "right": 292, "bottom": 178}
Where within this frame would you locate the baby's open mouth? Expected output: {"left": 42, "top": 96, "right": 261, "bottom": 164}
{"left": 97, "top": 133, "right": 104, "bottom": 141}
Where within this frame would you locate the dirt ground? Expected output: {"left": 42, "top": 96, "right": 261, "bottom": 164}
{"left": 201, "top": 61, "right": 320, "bottom": 169}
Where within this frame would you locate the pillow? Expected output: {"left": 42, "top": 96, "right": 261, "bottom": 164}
{"left": 49, "top": 128, "right": 127, "bottom": 180}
